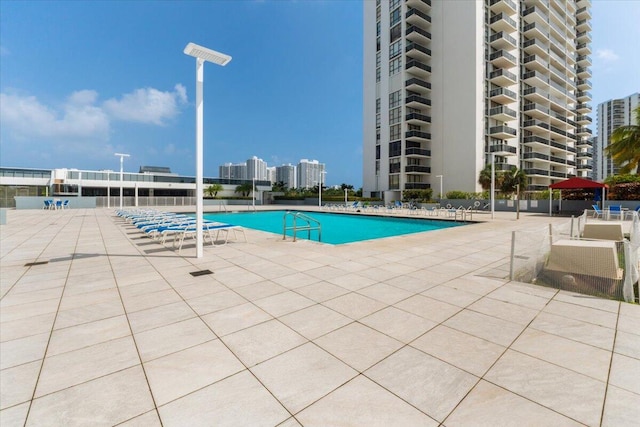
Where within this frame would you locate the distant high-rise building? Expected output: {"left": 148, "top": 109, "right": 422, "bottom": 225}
{"left": 275, "top": 164, "right": 297, "bottom": 189}
{"left": 596, "top": 92, "right": 639, "bottom": 180}
{"left": 246, "top": 156, "right": 268, "bottom": 180}
{"left": 219, "top": 163, "right": 247, "bottom": 180}
{"left": 363, "top": 0, "right": 592, "bottom": 201}
{"left": 297, "top": 159, "right": 325, "bottom": 189}
{"left": 266, "top": 166, "right": 276, "bottom": 184}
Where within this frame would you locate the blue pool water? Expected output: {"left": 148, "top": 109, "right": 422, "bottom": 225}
{"left": 202, "top": 210, "right": 466, "bottom": 245}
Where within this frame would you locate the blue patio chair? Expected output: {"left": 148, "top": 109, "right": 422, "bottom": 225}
{"left": 608, "top": 205, "right": 622, "bottom": 220}
{"left": 62, "top": 200, "right": 69, "bottom": 209}
{"left": 43, "top": 200, "right": 52, "bottom": 210}
{"left": 55, "top": 200, "right": 63, "bottom": 210}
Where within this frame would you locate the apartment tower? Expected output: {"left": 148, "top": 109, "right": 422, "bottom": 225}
{"left": 596, "top": 92, "right": 640, "bottom": 180}
{"left": 363, "top": 0, "right": 592, "bottom": 201}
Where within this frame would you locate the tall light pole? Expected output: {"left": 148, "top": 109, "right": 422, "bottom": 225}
{"left": 318, "top": 170, "right": 326, "bottom": 207}
{"left": 436, "top": 175, "right": 443, "bottom": 202}
{"left": 252, "top": 177, "right": 256, "bottom": 209}
{"left": 114, "top": 153, "right": 130, "bottom": 210}
{"left": 490, "top": 153, "right": 496, "bottom": 219}
{"left": 107, "top": 171, "right": 110, "bottom": 208}
{"left": 184, "top": 42, "right": 231, "bottom": 258}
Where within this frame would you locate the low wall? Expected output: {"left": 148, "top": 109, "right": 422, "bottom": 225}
{"left": 14, "top": 197, "right": 97, "bottom": 210}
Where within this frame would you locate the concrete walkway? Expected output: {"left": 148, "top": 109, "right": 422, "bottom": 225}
{"left": 0, "top": 207, "right": 638, "bottom": 426}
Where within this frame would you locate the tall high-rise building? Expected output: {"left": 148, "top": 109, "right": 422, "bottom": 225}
{"left": 246, "top": 156, "right": 268, "bottom": 180}
{"left": 595, "top": 92, "right": 639, "bottom": 180}
{"left": 275, "top": 164, "right": 297, "bottom": 189}
{"left": 363, "top": 0, "right": 592, "bottom": 201}
{"left": 297, "top": 159, "right": 326, "bottom": 189}
{"left": 219, "top": 162, "right": 247, "bottom": 179}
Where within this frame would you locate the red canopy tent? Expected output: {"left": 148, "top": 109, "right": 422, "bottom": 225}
{"left": 548, "top": 177, "right": 608, "bottom": 216}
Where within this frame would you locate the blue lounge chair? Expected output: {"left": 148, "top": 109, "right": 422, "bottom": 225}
{"left": 43, "top": 200, "right": 53, "bottom": 210}
{"left": 592, "top": 204, "right": 603, "bottom": 219}
{"left": 62, "top": 200, "right": 69, "bottom": 209}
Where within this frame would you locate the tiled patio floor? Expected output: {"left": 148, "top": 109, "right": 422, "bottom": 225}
{"left": 1, "top": 207, "right": 638, "bottom": 426}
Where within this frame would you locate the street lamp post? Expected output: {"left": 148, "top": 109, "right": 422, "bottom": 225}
{"left": 184, "top": 42, "right": 231, "bottom": 258}
{"left": 107, "top": 172, "right": 110, "bottom": 209}
{"left": 436, "top": 175, "right": 443, "bottom": 202}
{"left": 114, "top": 153, "right": 130, "bottom": 211}
{"left": 318, "top": 170, "right": 326, "bottom": 207}
{"left": 344, "top": 188, "right": 348, "bottom": 205}
{"left": 252, "top": 177, "right": 256, "bottom": 209}
{"left": 491, "top": 153, "right": 496, "bottom": 219}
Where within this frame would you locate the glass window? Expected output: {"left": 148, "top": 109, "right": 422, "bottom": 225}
{"left": 389, "top": 40, "right": 402, "bottom": 59}
{"left": 389, "top": 90, "right": 401, "bottom": 108}
{"left": 389, "top": 158, "right": 401, "bottom": 173}
{"left": 389, "top": 107, "right": 401, "bottom": 125}
{"left": 390, "top": 8, "right": 401, "bottom": 27}
{"left": 390, "top": 24, "right": 401, "bottom": 43}
{"left": 389, "top": 174, "right": 400, "bottom": 189}
{"left": 389, "top": 57, "right": 402, "bottom": 75}
{"left": 376, "top": 67, "right": 381, "bottom": 82}
{"left": 390, "top": 124, "right": 401, "bottom": 141}
{"left": 389, "top": 140, "right": 402, "bottom": 156}
{"left": 390, "top": 0, "right": 401, "bottom": 10}
{"left": 376, "top": 51, "right": 381, "bottom": 68}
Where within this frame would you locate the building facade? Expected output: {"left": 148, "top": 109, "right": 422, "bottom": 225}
{"left": 275, "top": 164, "right": 297, "bottom": 189}
{"left": 363, "top": 0, "right": 592, "bottom": 201}
{"left": 219, "top": 163, "right": 247, "bottom": 180}
{"left": 246, "top": 156, "right": 268, "bottom": 181}
{"left": 595, "top": 92, "right": 639, "bottom": 180}
{"left": 297, "top": 159, "right": 326, "bottom": 189}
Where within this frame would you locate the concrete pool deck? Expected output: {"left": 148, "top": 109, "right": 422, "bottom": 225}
{"left": 1, "top": 207, "right": 638, "bottom": 426}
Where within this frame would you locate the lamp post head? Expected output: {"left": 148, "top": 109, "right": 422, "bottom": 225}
{"left": 114, "top": 153, "right": 130, "bottom": 158}
{"left": 184, "top": 43, "right": 232, "bottom": 66}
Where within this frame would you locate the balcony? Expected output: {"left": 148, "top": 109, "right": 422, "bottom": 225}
{"left": 577, "top": 127, "right": 592, "bottom": 136}
{"left": 523, "top": 54, "right": 549, "bottom": 72}
{"left": 550, "top": 170, "right": 568, "bottom": 178}
{"left": 577, "top": 55, "right": 591, "bottom": 67}
{"left": 404, "top": 182, "right": 431, "bottom": 190}
{"left": 489, "top": 87, "right": 517, "bottom": 104}
{"left": 524, "top": 168, "right": 550, "bottom": 177}
{"left": 576, "top": 66, "right": 591, "bottom": 79}
{"left": 406, "top": 59, "right": 431, "bottom": 78}
{"left": 577, "top": 79, "right": 591, "bottom": 90}
{"left": 549, "top": 155, "right": 570, "bottom": 165}
{"left": 490, "top": 31, "right": 517, "bottom": 50}
{"left": 577, "top": 138, "right": 593, "bottom": 148}
{"left": 523, "top": 22, "right": 548, "bottom": 40}
{"left": 489, "top": 105, "right": 517, "bottom": 122}
{"left": 490, "top": 50, "right": 517, "bottom": 68}
{"left": 578, "top": 151, "right": 593, "bottom": 158}
{"left": 406, "top": 8, "right": 431, "bottom": 27}
{"left": 405, "top": 41, "right": 431, "bottom": 62}
{"left": 577, "top": 31, "right": 591, "bottom": 43}
{"left": 522, "top": 6, "right": 547, "bottom": 26}
{"left": 405, "top": 165, "right": 431, "bottom": 174}
{"left": 405, "top": 77, "right": 431, "bottom": 94}
{"left": 523, "top": 102, "right": 550, "bottom": 119}
{"left": 406, "top": 94, "right": 431, "bottom": 109}
{"left": 523, "top": 119, "right": 548, "bottom": 133}
{"left": 522, "top": 70, "right": 548, "bottom": 88}
{"left": 489, "top": 12, "right": 517, "bottom": 33}
{"left": 406, "top": 112, "right": 431, "bottom": 125}
{"left": 577, "top": 6, "right": 591, "bottom": 19}
{"left": 405, "top": 0, "right": 431, "bottom": 14}
{"left": 406, "top": 25, "right": 431, "bottom": 44}
{"left": 523, "top": 87, "right": 549, "bottom": 104}
{"left": 576, "top": 103, "right": 590, "bottom": 113}
{"left": 523, "top": 135, "right": 550, "bottom": 148}
{"left": 523, "top": 152, "right": 550, "bottom": 162}
{"left": 489, "top": 0, "right": 517, "bottom": 14}
{"left": 489, "top": 144, "right": 517, "bottom": 155}
{"left": 577, "top": 91, "right": 591, "bottom": 101}
{"left": 576, "top": 19, "right": 591, "bottom": 32}
{"left": 577, "top": 42, "right": 592, "bottom": 55}
{"left": 489, "top": 69, "right": 517, "bottom": 86}
{"left": 489, "top": 125, "right": 517, "bottom": 139}
{"left": 522, "top": 38, "right": 548, "bottom": 57}
{"left": 406, "top": 130, "right": 431, "bottom": 142}
{"left": 405, "top": 147, "right": 431, "bottom": 157}
{"left": 577, "top": 163, "right": 593, "bottom": 171}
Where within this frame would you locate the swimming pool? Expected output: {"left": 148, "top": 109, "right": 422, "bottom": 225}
{"left": 202, "top": 210, "right": 466, "bottom": 245}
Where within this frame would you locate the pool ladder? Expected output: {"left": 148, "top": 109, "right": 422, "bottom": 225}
{"left": 283, "top": 211, "right": 321, "bottom": 242}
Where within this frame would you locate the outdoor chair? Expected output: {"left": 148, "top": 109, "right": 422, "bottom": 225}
{"left": 608, "top": 205, "right": 623, "bottom": 221}
{"left": 591, "top": 205, "right": 603, "bottom": 219}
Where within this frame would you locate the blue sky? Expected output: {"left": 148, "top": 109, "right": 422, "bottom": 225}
{"left": 0, "top": 1, "right": 638, "bottom": 188}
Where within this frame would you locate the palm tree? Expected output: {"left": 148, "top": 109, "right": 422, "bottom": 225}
{"left": 478, "top": 164, "right": 503, "bottom": 190}
{"left": 605, "top": 105, "right": 640, "bottom": 174}
{"left": 234, "top": 183, "right": 253, "bottom": 197}
{"left": 500, "top": 167, "right": 527, "bottom": 196}
{"left": 205, "top": 183, "right": 223, "bottom": 198}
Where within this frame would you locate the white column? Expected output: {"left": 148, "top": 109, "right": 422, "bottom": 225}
{"left": 195, "top": 58, "right": 204, "bottom": 258}
{"left": 491, "top": 154, "right": 495, "bottom": 219}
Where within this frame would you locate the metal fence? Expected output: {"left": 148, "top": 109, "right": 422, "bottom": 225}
{"left": 510, "top": 210, "right": 639, "bottom": 303}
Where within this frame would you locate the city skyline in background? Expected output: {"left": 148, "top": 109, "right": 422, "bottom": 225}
{"left": 1, "top": 1, "right": 639, "bottom": 188}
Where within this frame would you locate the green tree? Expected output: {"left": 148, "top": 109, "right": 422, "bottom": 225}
{"left": 234, "top": 183, "right": 253, "bottom": 197}
{"left": 478, "top": 164, "right": 504, "bottom": 191}
{"left": 205, "top": 183, "right": 223, "bottom": 198}
{"left": 500, "top": 168, "right": 527, "bottom": 197}
{"left": 605, "top": 105, "right": 640, "bottom": 174}
{"left": 272, "top": 181, "right": 287, "bottom": 192}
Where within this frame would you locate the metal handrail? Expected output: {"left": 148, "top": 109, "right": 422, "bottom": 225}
{"left": 283, "top": 211, "right": 321, "bottom": 242}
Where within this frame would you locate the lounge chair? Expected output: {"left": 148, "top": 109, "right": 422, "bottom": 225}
{"left": 62, "top": 200, "right": 69, "bottom": 209}
{"left": 43, "top": 200, "right": 53, "bottom": 210}
{"left": 591, "top": 205, "right": 603, "bottom": 219}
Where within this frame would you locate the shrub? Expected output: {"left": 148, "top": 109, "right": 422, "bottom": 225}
{"left": 402, "top": 189, "right": 433, "bottom": 202}
{"left": 445, "top": 190, "right": 470, "bottom": 199}
{"left": 609, "top": 182, "right": 640, "bottom": 200}
{"left": 604, "top": 174, "right": 640, "bottom": 185}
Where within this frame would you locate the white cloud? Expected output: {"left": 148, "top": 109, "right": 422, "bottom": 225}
{"left": 0, "top": 92, "right": 110, "bottom": 141}
{"left": 103, "top": 84, "right": 188, "bottom": 125}
{"left": 595, "top": 49, "right": 620, "bottom": 63}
